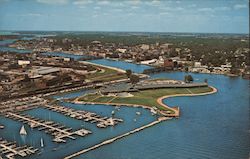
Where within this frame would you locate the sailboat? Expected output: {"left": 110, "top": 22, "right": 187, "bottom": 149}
{"left": 40, "top": 138, "right": 44, "bottom": 148}
{"left": 20, "top": 125, "right": 27, "bottom": 135}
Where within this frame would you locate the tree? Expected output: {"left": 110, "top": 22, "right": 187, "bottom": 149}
{"left": 184, "top": 75, "right": 193, "bottom": 83}
{"left": 130, "top": 74, "right": 139, "bottom": 84}
{"left": 126, "top": 69, "right": 132, "bottom": 78}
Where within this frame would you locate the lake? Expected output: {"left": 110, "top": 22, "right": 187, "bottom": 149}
{"left": 0, "top": 34, "right": 249, "bottom": 159}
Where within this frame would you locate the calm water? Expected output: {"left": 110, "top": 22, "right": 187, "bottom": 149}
{"left": 0, "top": 35, "right": 249, "bottom": 159}
{"left": 89, "top": 59, "right": 152, "bottom": 73}
{"left": 0, "top": 37, "right": 32, "bottom": 53}
{"left": 42, "top": 52, "right": 92, "bottom": 60}
{"left": 1, "top": 71, "right": 246, "bottom": 159}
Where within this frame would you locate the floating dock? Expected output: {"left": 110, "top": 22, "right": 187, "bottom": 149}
{"left": 5, "top": 113, "right": 91, "bottom": 143}
{"left": 0, "top": 138, "right": 38, "bottom": 159}
{"left": 43, "top": 104, "right": 123, "bottom": 128}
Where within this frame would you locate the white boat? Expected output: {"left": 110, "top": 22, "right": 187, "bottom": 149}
{"left": 40, "top": 138, "right": 44, "bottom": 148}
{"left": 150, "top": 109, "right": 157, "bottom": 115}
{"left": 20, "top": 125, "right": 27, "bottom": 135}
{"left": 136, "top": 112, "right": 141, "bottom": 115}
{"left": 109, "top": 118, "right": 115, "bottom": 126}
{"left": 111, "top": 110, "right": 115, "bottom": 115}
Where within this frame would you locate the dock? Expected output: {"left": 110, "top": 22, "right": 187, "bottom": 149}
{"left": 43, "top": 104, "right": 123, "bottom": 128}
{"left": 0, "top": 138, "right": 38, "bottom": 159}
{"left": 0, "top": 96, "right": 47, "bottom": 114}
{"left": 64, "top": 117, "right": 168, "bottom": 159}
{"left": 5, "top": 112, "right": 91, "bottom": 143}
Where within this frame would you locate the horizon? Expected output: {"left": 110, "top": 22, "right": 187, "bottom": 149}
{"left": 0, "top": 0, "right": 249, "bottom": 34}
{"left": 0, "top": 30, "right": 249, "bottom": 35}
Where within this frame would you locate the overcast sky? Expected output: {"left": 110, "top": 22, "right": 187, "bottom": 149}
{"left": 0, "top": 0, "right": 249, "bottom": 33}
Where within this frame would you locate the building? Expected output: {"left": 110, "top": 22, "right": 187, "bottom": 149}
{"left": 141, "top": 44, "right": 150, "bottom": 50}
{"left": 164, "top": 59, "right": 174, "bottom": 67}
{"left": 18, "top": 60, "right": 30, "bottom": 66}
{"left": 194, "top": 62, "right": 202, "bottom": 67}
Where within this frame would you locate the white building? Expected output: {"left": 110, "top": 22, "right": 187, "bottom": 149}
{"left": 116, "top": 48, "right": 127, "bottom": 53}
{"left": 141, "top": 44, "right": 150, "bottom": 50}
{"left": 194, "top": 62, "right": 202, "bottom": 67}
{"left": 18, "top": 60, "right": 30, "bottom": 66}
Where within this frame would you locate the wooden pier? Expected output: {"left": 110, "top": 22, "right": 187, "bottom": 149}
{"left": 0, "top": 138, "right": 38, "bottom": 159}
{"left": 5, "top": 113, "right": 92, "bottom": 143}
{"left": 43, "top": 104, "right": 123, "bottom": 128}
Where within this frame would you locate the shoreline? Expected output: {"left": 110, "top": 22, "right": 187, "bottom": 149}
{"left": 157, "top": 86, "right": 218, "bottom": 117}
{"left": 80, "top": 61, "right": 126, "bottom": 73}
{"left": 73, "top": 86, "right": 217, "bottom": 117}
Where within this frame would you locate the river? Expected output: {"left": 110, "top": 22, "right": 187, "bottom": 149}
{"left": 0, "top": 33, "right": 249, "bottom": 159}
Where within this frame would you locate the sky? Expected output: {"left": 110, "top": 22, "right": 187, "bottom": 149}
{"left": 0, "top": 0, "right": 249, "bottom": 33}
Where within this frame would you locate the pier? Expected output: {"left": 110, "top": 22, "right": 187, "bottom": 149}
{"left": 5, "top": 113, "right": 91, "bottom": 143}
{"left": 0, "top": 96, "right": 47, "bottom": 114}
{"left": 43, "top": 104, "right": 123, "bottom": 128}
{"left": 64, "top": 117, "right": 168, "bottom": 159}
{"left": 0, "top": 138, "right": 38, "bottom": 159}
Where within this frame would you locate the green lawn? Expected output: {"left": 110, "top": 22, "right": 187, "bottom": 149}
{"left": 93, "top": 96, "right": 114, "bottom": 103}
{"left": 86, "top": 67, "right": 127, "bottom": 82}
{"left": 78, "top": 86, "right": 214, "bottom": 112}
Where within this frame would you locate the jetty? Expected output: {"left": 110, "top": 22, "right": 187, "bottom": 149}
{"left": 43, "top": 104, "right": 123, "bottom": 128}
{"left": 64, "top": 117, "right": 168, "bottom": 159}
{"left": 0, "top": 138, "right": 38, "bottom": 159}
{"left": 5, "top": 113, "right": 91, "bottom": 143}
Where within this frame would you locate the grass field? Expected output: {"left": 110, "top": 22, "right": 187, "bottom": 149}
{"left": 86, "top": 66, "right": 127, "bottom": 82}
{"left": 78, "top": 86, "right": 214, "bottom": 111}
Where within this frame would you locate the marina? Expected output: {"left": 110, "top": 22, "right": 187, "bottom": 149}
{"left": 43, "top": 104, "right": 123, "bottom": 128}
{"left": 0, "top": 138, "right": 38, "bottom": 159}
{"left": 0, "top": 97, "right": 47, "bottom": 114}
{"left": 0, "top": 32, "right": 249, "bottom": 159}
{"left": 5, "top": 112, "right": 91, "bottom": 143}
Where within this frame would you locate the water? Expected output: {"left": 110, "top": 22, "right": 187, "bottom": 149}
{"left": 89, "top": 59, "right": 152, "bottom": 73}
{"left": 0, "top": 39, "right": 17, "bottom": 46}
{"left": 0, "top": 36, "right": 32, "bottom": 53}
{"left": 0, "top": 46, "right": 32, "bottom": 54}
{"left": 0, "top": 35, "right": 249, "bottom": 158}
{"left": 65, "top": 71, "right": 248, "bottom": 159}
{"left": 0, "top": 104, "right": 157, "bottom": 159}
{"left": 42, "top": 52, "right": 92, "bottom": 60}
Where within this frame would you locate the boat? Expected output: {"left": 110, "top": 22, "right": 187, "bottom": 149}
{"left": 0, "top": 125, "right": 4, "bottom": 129}
{"left": 115, "top": 106, "right": 120, "bottom": 110}
{"left": 134, "top": 118, "right": 137, "bottom": 122}
{"left": 109, "top": 118, "right": 115, "bottom": 126}
{"left": 20, "top": 125, "right": 27, "bottom": 135}
{"left": 136, "top": 112, "right": 141, "bottom": 115}
{"left": 111, "top": 110, "right": 115, "bottom": 115}
{"left": 40, "top": 138, "right": 44, "bottom": 148}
